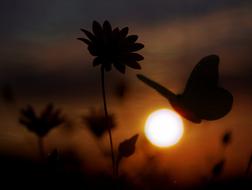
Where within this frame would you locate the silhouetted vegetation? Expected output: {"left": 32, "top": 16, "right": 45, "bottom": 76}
{"left": 19, "top": 103, "right": 64, "bottom": 158}
{"left": 245, "top": 153, "right": 252, "bottom": 175}
{"left": 222, "top": 131, "right": 232, "bottom": 147}
{"left": 78, "top": 20, "right": 143, "bottom": 178}
{"left": 114, "top": 80, "right": 129, "bottom": 100}
{"left": 78, "top": 20, "right": 144, "bottom": 73}
{"left": 212, "top": 159, "right": 225, "bottom": 177}
{"left": 116, "top": 134, "right": 139, "bottom": 176}
{"left": 83, "top": 108, "right": 116, "bottom": 138}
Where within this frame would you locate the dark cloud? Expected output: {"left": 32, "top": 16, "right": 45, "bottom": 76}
{"left": 1, "top": 0, "right": 251, "bottom": 41}
{"left": 0, "top": 60, "right": 96, "bottom": 98}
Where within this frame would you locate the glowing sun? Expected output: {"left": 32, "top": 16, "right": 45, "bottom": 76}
{"left": 144, "top": 109, "right": 184, "bottom": 148}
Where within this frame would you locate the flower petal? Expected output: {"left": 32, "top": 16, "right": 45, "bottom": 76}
{"left": 19, "top": 118, "right": 31, "bottom": 127}
{"left": 124, "top": 53, "right": 144, "bottom": 61}
{"left": 103, "top": 20, "right": 112, "bottom": 33}
{"left": 77, "top": 38, "right": 92, "bottom": 46}
{"left": 128, "top": 43, "right": 144, "bottom": 52}
{"left": 120, "top": 27, "right": 129, "bottom": 38}
{"left": 113, "top": 27, "right": 120, "bottom": 34}
{"left": 93, "top": 57, "right": 102, "bottom": 66}
{"left": 126, "top": 35, "right": 138, "bottom": 43}
{"left": 114, "top": 62, "right": 126, "bottom": 74}
{"left": 80, "top": 28, "right": 96, "bottom": 41}
{"left": 92, "top": 21, "right": 103, "bottom": 37}
{"left": 125, "top": 61, "right": 141, "bottom": 69}
{"left": 88, "top": 45, "right": 98, "bottom": 56}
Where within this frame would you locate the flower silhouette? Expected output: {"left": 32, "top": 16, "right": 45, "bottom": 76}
{"left": 19, "top": 103, "right": 64, "bottom": 137}
{"left": 83, "top": 109, "right": 116, "bottom": 138}
{"left": 78, "top": 20, "right": 144, "bottom": 73}
{"left": 20, "top": 103, "right": 64, "bottom": 159}
{"left": 78, "top": 20, "right": 144, "bottom": 177}
{"left": 222, "top": 131, "right": 232, "bottom": 147}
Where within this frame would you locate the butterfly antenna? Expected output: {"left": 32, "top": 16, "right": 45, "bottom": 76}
{"left": 137, "top": 74, "right": 176, "bottom": 101}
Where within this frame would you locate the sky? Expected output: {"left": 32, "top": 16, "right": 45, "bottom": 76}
{"left": 1, "top": 0, "right": 252, "bottom": 95}
{"left": 0, "top": 0, "right": 252, "bottom": 187}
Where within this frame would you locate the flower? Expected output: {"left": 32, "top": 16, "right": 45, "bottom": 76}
{"left": 222, "top": 131, "right": 232, "bottom": 146}
{"left": 78, "top": 20, "right": 144, "bottom": 73}
{"left": 83, "top": 109, "right": 116, "bottom": 138}
{"left": 19, "top": 103, "right": 64, "bottom": 137}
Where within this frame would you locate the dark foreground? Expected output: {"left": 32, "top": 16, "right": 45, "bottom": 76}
{"left": 0, "top": 153, "right": 251, "bottom": 190}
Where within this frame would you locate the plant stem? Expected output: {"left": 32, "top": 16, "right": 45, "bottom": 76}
{"left": 38, "top": 136, "right": 45, "bottom": 160}
{"left": 115, "top": 156, "right": 121, "bottom": 177}
{"left": 101, "top": 66, "right": 115, "bottom": 175}
{"left": 245, "top": 154, "right": 252, "bottom": 176}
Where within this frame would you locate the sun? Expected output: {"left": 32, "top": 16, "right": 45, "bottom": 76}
{"left": 144, "top": 109, "right": 184, "bottom": 148}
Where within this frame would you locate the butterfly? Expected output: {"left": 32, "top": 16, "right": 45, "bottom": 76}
{"left": 137, "top": 55, "right": 233, "bottom": 123}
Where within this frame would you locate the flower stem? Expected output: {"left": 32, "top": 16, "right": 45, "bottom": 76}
{"left": 115, "top": 156, "right": 121, "bottom": 177}
{"left": 101, "top": 66, "right": 116, "bottom": 175}
{"left": 38, "top": 136, "right": 45, "bottom": 160}
{"left": 245, "top": 154, "right": 252, "bottom": 176}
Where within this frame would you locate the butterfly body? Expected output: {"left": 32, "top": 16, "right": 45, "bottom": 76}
{"left": 137, "top": 55, "right": 233, "bottom": 123}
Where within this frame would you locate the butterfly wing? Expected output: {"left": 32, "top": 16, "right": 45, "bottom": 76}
{"left": 184, "top": 54, "right": 219, "bottom": 94}
{"left": 182, "top": 55, "right": 233, "bottom": 121}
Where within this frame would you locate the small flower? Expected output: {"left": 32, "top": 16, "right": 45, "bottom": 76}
{"left": 78, "top": 20, "right": 144, "bottom": 73}
{"left": 114, "top": 80, "right": 129, "bottom": 100}
{"left": 83, "top": 109, "right": 116, "bottom": 138}
{"left": 222, "top": 131, "right": 232, "bottom": 146}
{"left": 19, "top": 103, "right": 64, "bottom": 137}
{"left": 212, "top": 159, "right": 225, "bottom": 177}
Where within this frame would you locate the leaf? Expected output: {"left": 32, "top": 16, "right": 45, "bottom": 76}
{"left": 118, "top": 134, "right": 139, "bottom": 158}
